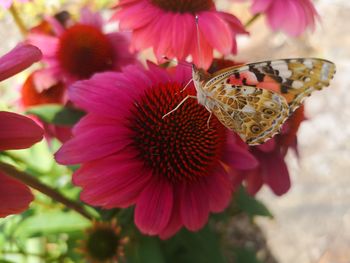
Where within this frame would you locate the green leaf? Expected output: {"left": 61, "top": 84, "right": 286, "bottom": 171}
{"left": 233, "top": 247, "right": 263, "bottom": 263}
{"left": 26, "top": 104, "right": 85, "bottom": 126}
{"left": 126, "top": 236, "right": 165, "bottom": 263}
{"left": 163, "top": 225, "right": 226, "bottom": 263}
{"left": 0, "top": 259, "right": 16, "bottom": 263}
{"left": 235, "top": 187, "right": 273, "bottom": 218}
{"left": 15, "top": 210, "right": 91, "bottom": 238}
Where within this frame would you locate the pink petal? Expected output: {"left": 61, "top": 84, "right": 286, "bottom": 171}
{"left": 260, "top": 151, "right": 291, "bottom": 195}
{"left": 68, "top": 72, "right": 136, "bottom": 118}
{"left": 190, "top": 25, "right": 213, "bottom": 70}
{"left": 205, "top": 171, "right": 233, "bottom": 212}
{"left": 0, "top": 111, "right": 43, "bottom": 150}
{"left": 0, "top": 171, "right": 33, "bottom": 218}
{"left": 75, "top": 155, "right": 151, "bottom": 208}
{"left": 115, "top": 1, "right": 157, "bottom": 30}
{"left": 257, "top": 138, "right": 276, "bottom": 152}
{"left": 251, "top": 0, "right": 274, "bottom": 13}
{"left": 224, "top": 134, "right": 258, "bottom": 170}
{"left": 135, "top": 177, "right": 173, "bottom": 235}
{"left": 80, "top": 7, "right": 103, "bottom": 29}
{"left": 159, "top": 188, "right": 182, "bottom": 239}
{"left": 55, "top": 119, "right": 130, "bottom": 164}
{"left": 199, "top": 12, "right": 233, "bottom": 54}
{"left": 245, "top": 169, "right": 263, "bottom": 195}
{"left": 0, "top": 44, "right": 42, "bottom": 82}
{"left": 107, "top": 32, "right": 137, "bottom": 70}
{"left": 27, "top": 34, "right": 58, "bottom": 59}
{"left": 0, "top": 0, "right": 13, "bottom": 9}
{"left": 180, "top": 181, "right": 209, "bottom": 231}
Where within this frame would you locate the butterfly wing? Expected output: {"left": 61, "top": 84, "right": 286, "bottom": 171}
{"left": 205, "top": 58, "right": 336, "bottom": 113}
{"left": 208, "top": 84, "right": 289, "bottom": 145}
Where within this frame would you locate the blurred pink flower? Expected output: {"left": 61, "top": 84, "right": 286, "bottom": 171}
{"left": 251, "top": 0, "right": 318, "bottom": 36}
{"left": 55, "top": 63, "right": 257, "bottom": 238}
{"left": 0, "top": 44, "right": 43, "bottom": 217}
{"left": 0, "top": 0, "right": 29, "bottom": 9}
{"left": 0, "top": 43, "right": 42, "bottom": 81}
{"left": 29, "top": 8, "right": 136, "bottom": 84}
{"left": 237, "top": 106, "right": 305, "bottom": 196}
{"left": 113, "top": 0, "right": 247, "bottom": 69}
{"left": 20, "top": 69, "right": 72, "bottom": 143}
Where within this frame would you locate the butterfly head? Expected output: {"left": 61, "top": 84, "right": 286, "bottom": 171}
{"left": 192, "top": 64, "right": 210, "bottom": 91}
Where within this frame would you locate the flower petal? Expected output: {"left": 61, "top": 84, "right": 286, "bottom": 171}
{"left": 0, "top": 172, "right": 33, "bottom": 218}
{"left": 0, "top": 44, "right": 42, "bottom": 82}
{"left": 135, "top": 177, "right": 173, "bottom": 235}
{"left": 180, "top": 181, "right": 209, "bottom": 231}
{"left": 0, "top": 111, "right": 43, "bottom": 150}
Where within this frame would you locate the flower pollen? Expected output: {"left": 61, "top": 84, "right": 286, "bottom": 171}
{"left": 57, "top": 24, "right": 114, "bottom": 79}
{"left": 128, "top": 82, "right": 226, "bottom": 183}
{"left": 151, "top": 0, "right": 214, "bottom": 13}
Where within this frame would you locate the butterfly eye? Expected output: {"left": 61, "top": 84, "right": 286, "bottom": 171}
{"left": 250, "top": 125, "right": 261, "bottom": 134}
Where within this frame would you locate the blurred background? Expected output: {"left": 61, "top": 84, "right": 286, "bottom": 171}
{"left": 0, "top": 0, "right": 349, "bottom": 262}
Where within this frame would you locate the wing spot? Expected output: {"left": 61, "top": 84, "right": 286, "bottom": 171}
{"left": 251, "top": 125, "right": 261, "bottom": 134}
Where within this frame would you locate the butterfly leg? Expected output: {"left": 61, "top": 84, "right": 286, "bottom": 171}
{"left": 162, "top": 95, "right": 197, "bottom": 119}
{"left": 177, "top": 78, "right": 193, "bottom": 94}
{"left": 206, "top": 109, "right": 213, "bottom": 130}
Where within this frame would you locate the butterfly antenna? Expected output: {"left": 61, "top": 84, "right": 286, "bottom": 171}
{"left": 195, "top": 15, "right": 203, "bottom": 68}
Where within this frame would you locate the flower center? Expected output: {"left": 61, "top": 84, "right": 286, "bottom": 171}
{"left": 86, "top": 228, "right": 119, "bottom": 261}
{"left": 21, "top": 74, "right": 65, "bottom": 107}
{"left": 150, "top": 0, "right": 214, "bottom": 13}
{"left": 129, "top": 82, "right": 226, "bottom": 183}
{"left": 57, "top": 24, "right": 115, "bottom": 79}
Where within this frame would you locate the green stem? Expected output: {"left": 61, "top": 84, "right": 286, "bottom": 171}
{"left": 0, "top": 161, "right": 94, "bottom": 221}
{"left": 245, "top": 13, "right": 261, "bottom": 28}
{"left": 9, "top": 4, "right": 28, "bottom": 36}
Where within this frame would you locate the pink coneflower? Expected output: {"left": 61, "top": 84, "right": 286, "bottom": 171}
{"left": 0, "top": 44, "right": 43, "bottom": 217}
{"left": 21, "top": 69, "right": 72, "bottom": 143}
{"left": 55, "top": 63, "right": 257, "bottom": 238}
{"left": 0, "top": 0, "right": 29, "bottom": 9}
{"left": 113, "top": 0, "right": 248, "bottom": 69}
{"left": 239, "top": 106, "right": 305, "bottom": 196}
{"left": 29, "top": 8, "right": 137, "bottom": 84}
{"left": 251, "top": 0, "right": 318, "bottom": 36}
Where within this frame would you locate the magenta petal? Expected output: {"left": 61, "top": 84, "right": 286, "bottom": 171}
{"left": 224, "top": 134, "right": 258, "bottom": 170}
{"left": 205, "top": 172, "right": 233, "bottom": 213}
{"left": 0, "top": 111, "right": 43, "bottom": 150}
{"left": 159, "top": 188, "right": 182, "bottom": 239}
{"left": 180, "top": 181, "right": 209, "bottom": 231}
{"left": 135, "top": 177, "right": 173, "bottom": 235}
{"left": 0, "top": 172, "right": 33, "bottom": 218}
{"left": 245, "top": 169, "right": 264, "bottom": 195}
{"left": 75, "top": 156, "right": 151, "bottom": 208}
{"left": 261, "top": 151, "right": 291, "bottom": 195}
{"left": 68, "top": 71, "right": 140, "bottom": 118}
{"left": 55, "top": 120, "right": 130, "bottom": 165}
{"left": 0, "top": 44, "right": 42, "bottom": 82}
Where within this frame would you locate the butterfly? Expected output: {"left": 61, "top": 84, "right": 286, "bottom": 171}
{"left": 165, "top": 58, "right": 336, "bottom": 145}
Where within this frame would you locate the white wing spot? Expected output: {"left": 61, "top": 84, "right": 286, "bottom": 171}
{"left": 303, "top": 59, "right": 313, "bottom": 69}
{"left": 242, "top": 105, "right": 255, "bottom": 114}
{"left": 242, "top": 86, "right": 255, "bottom": 95}
{"left": 292, "top": 80, "right": 304, "bottom": 89}
{"left": 321, "top": 63, "right": 331, "bottom": 81}
{"left": 271, "top": 62, "right": 292, "bottom": 78}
